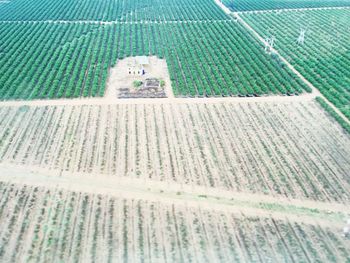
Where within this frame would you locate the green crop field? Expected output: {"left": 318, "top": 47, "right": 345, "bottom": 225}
{"left": 222, "top": 0, "right": 350, "bottom": 11}
{"left": 242, "top": 9, "right": 350, "bottom": 119}
{"left": 0, "top": 20, "right": 309, "bottom": 100}
{"left": 0, "top": 0, "right": 227, "bottom": 21}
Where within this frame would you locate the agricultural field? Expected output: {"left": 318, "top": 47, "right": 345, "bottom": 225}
{"left": 0, "top": 100, "right": 349, "bottom": 203}
{"left": 0, "top": 21, "right": 308, "bottom": 99}
{"left": 0, "top": 0, "right": 227, "bottom": 22}
{"left": 1, "top": 0, "right": 350, "bottom": 261}
{"left": 0, "top": 181, "right": 349, "bottom": 262}
{"left": 222, "top": 0, "right": 350, "bottom": 12}
{"left": 242, "top": 9, "right": 350, "bottom": 119}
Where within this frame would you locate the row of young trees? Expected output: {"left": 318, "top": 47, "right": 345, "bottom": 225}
{"left": 0, "top": 20, "right": 309, "bottom": 100}
{"left": 243, "top": 9, "right": 350, "bottom": 119}
{"left": 0, "top": 0, "right": 228, "bottom": 22}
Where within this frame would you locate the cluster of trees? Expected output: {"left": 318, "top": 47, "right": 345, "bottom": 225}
{"left": 243, "top": 9, "right": 350, "bottom": 120}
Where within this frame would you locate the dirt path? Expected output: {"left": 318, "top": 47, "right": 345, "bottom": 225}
{"left": 0, "top": 163, "right": 348, "bottom": 227}
{"left": 213, "top": 0, "right": 231, "bottom": 14}
{"left": 0, "top": 19, "right": 232, "bottom": 24}
{"left": 233, "top": 6, "right": 350, "bottom": 14}
{"left": 0, "top": 92, "right": 316, "bottom": 107}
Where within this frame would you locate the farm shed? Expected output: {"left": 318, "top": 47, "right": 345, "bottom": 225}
{"left": 128, "top": 56, "right": 149, "bottom": 76}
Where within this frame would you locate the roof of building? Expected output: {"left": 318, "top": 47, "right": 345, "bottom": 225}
{"left": 135, "top": 56, "right": 149, "bottom": 65}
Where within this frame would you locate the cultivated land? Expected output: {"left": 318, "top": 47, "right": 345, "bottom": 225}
{"left": 241, "top": 9, "right": 350, "bottom": 120}
{"left": 0, "top": 182, "right": 349, "bottom": 262}
{"left": 0, "top": 100, "right": 350, "bottom": 203}
{"left": 1, "top": 0, "right": 350, "bottom": 261}
{"left": 0, "top": 0, "right": 227, "bottom": 21}
{"left": 0, "top": 20, "right": 308, "bottom": 99}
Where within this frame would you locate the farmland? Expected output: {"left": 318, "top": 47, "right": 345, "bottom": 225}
{"left": 1, "top": 0, "right": 350, "bottom": 261}
{"left": 0, "top": 181, "right": 348, "bottom": 262}
{"left": 222, "top": 0, "right": 350, "bottom": 12}
{"left": 1, "top": 100, "right": 349, "bottom": 202}
{"left": 0, "top": 0, "right": 227, "bottom": 21}
{"left": 242, "top": 9, "right": 350, "bottom": 119}
{"left": 0, "top": 20, "right": 309, "bottom": 99}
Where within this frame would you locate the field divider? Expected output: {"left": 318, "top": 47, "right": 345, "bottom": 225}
{"left": 0, "top": 19, "right": 233, "bottom": 25}
{"left": 0, "top": 93, "right": 316, "bottom": 107}
{"left": 0, "top": 163, "right": 348, "bottom": 227}
{"left": 233, "top": 6, "right": 350, "bottom": 14}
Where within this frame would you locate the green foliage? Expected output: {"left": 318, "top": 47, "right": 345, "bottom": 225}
{"left": 0, "top": 0, "right": 227, "bottom": 21}
{"left": 133, "top": 80, "right": 143, "bottom": 88}
{"left": 159, "top": 79, "right": 165, "bottom": 88}
{"left": 0, "top": 21, "right": 307, "bottom": 100}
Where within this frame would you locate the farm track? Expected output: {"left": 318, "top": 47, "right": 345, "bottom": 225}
{"left": 0, "top": 19, "right": 233, "bottom": 24}
{"left": 0, "top": 92, "right": 316, "bottom": 107}
{"left": 0, "top": 100, "right": 349, "bottom": 204}
{"left": 0, "top": 164, "right": 348, "bottom": 227}
{"left": 233, "top": 6, "right": 350, "bottom": 14}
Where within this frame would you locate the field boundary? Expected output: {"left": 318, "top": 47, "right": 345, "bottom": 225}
{"left": 0, "top": 164, "right": 347, "bottom": 227}
{"left": 233, "top": 6, "right": 350, "bottom": 14}
{"left": 0, "top": 19, "right": 233, "bottom": 24}
{"left": 0, "top": 93, "right": 316, "bottom": 107}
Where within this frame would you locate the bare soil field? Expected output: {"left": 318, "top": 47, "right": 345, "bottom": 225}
{"left": 0, "top": 100, "right": 349, "bottom": 203}
{"left": 0, "top": 181, "right": 349, "bottom": 262}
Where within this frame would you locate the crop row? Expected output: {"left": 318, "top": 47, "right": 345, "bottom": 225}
{"left": 0, "top": 0, "right": 227, "bottom": 22}
{"left": 242, "top": 9, "right": 350, "bottom": 119}
{"left": 0, "top": 182, "right": 348, "bottom": 262}
{"left": 0, "top": 101, "right": 349, "bottom": 202}
{"left": 223, "top": 0, "right": 350, "bottom": 11}
{"left": 0, "top": 21, "right": 308, "bottom": 99}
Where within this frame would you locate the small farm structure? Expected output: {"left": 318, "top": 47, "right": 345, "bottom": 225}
{"left": 128, "top": 56, "right": 149, "bottom": 76}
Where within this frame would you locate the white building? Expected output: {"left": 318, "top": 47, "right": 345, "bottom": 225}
{"left": 128, "top": 56, "right": 149, "bottom": 76}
